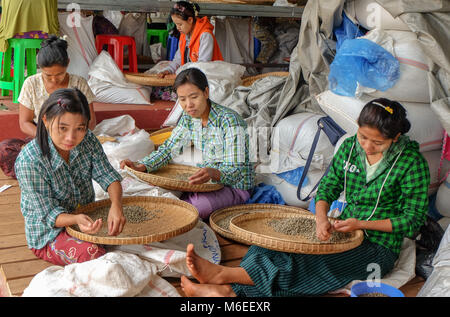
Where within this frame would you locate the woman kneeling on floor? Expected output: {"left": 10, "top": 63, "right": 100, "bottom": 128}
{"left": 121, "top": 68, "right": 255, "bottom": 220}
{"left": 179, "top": 98, "right": 430, "bottom": 297}
{"left": 15, "top": 88, "right": 125, "bottom": 266}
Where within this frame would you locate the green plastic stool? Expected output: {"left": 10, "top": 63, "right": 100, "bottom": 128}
{"left": 147, "top": 29, "right": 169, "bottom": 48}
{"left": 0, "top": 38, "right": 43, "bottom": 103}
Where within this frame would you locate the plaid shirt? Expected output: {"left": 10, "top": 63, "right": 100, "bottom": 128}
{"left": 139, "top": 102, "right": 255, "bottom": 190}
{"left": 315, "top": 135, "right": 430, "bottom": 254}
{"left": 15, "top": 130, "right": 122, "bottom": 249}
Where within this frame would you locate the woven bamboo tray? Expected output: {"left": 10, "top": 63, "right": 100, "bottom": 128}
{"left": 210, "top": 204, "right": 310, "bottom": 244}
{"left": 66, "top": 196, "right": 198, "bottom": 245}
{"left": 124, "top": 72, "right": 175, "bottom": 86}
{"left": 125, "top": 163, "right": 224, "bottom": 192}
{"left": 241, "top": 71, "right": 289, "bottom": 87}
{"left": 229, "top": 211, "right": 364, "bottom": 254}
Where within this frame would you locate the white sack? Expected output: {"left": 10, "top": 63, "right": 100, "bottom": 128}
{"left": 417, "top": 226, "right": 450, "bottom": 297}
{"left": 162, "top": 61, "right": 246, "bottom": 126}
{"left": 177, "top": 61, "right": 246, "bottom": 105}
{"left": 88, "top": 51, "right": 152, "bottom": 104}
{"left": 423, "top": 150, "right": 449, "bottom": 196}
{"left": 256, "top": 170, "right": 325, "bottom": 208}
{"left": 436, "top": 174, "right": 450, "bottom": 217}
{"left": 439, "top": 217, "right": 450, "bottom": 232}
{"left": 316, "top": 90, "right": 444, "bottom": 152}
{"left": 356, "top": 29, "right": 431, "bottom": 103}
{"left": 103, "top": 10, "right": 123, "bottom": 29}
{"left": 334, "top": 133, "right": 353, "bottom": 155}
{"left": 111, "top": 220, "right": 221, "bottom": 278}
{"left": 350, "top": 0, "right": 410, "bottom": 31}
{"left": 58, "top": 13, "right": 98, "bottom": 80}
{"left": 269, "top": 112, "right": 335, "bottom": 174}
{"left": 22, "top": 251, "right": 180, "bottom": 297}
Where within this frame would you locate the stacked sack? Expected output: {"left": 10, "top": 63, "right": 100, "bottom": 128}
{"left": 257, "top": 112, "right": 336, "bottom": 208}
{"left": 435, "top": 135, "right": 450, "bottom": 230}
{"left": 316, "top": 1, "right": 449, "bottom": 223}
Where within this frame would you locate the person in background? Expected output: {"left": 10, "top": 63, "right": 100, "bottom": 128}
{"left": 0, "top": 36, "right": 97, "bottom": 180}
{"left": 19, "top": 35, "right": 96, "bottom": 136}
{"left": 157, "top": 1, "right": 223, "bottom": 78}
{"left": 121, "top": 68, "right": 255, "bottom": 220}
{"left": 15, "top": 88, "right": 125, "bottom": 266}
{"left": 178, "top": 98, "right": 430, "bottom": 297}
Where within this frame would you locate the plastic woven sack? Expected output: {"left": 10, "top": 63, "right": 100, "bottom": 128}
{"left": 328, "top": 38, "right": 400, "bottom": 97}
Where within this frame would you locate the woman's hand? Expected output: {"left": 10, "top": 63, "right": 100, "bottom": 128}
{"left": 157, "top": 70, "right": 171, "bottom": 78}
{"left": 333, "top": 218, "right": 361, "bottom": 233}
{"left": 120, "top": 159, "right": 147, "bottom": 172}
{"left": 107, "top": 203, "right": 126, "bottom": 236}
{"left": 316, "top": 217, "right": 333, "bottom": 241}
{"left": 76, "top": 214, "right": 102, "bottom": 234}
{"left": 188, "top": 167, "right": 220, "bottom": 185}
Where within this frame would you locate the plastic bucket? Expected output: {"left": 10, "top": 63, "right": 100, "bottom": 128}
{"left": 351, "top": 281, "right": 404, "bottom": 297}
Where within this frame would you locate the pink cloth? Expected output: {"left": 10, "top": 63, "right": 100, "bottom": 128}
{"left": 181, "top": 186, "right": 251, "bottom": 219}
{"left": 31, "top": 230, "right": 106, "bottom": 266}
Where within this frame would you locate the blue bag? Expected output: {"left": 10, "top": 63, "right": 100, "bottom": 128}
{"left": 296, "top": 116, "right": 346, "bottom": 202}
{"left": 328, "top": 38, "right": 400, "bottom": 97}
{"left": 334, "top": 12, "right": 365, "bottom": 50}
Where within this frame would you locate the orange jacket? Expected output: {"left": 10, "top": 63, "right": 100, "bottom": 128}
{"left": 179, "top": 16, "right": 223, "bottom": 65}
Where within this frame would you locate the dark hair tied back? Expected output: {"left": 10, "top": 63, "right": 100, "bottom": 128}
{"left": 170, "top": 1, "right": 200, "bottom": 21}
{"left": 173, "top": 67, "right": 209, "bottom": 93}
{"left": 37, "top": 35, "right": 69, "bottom": 68}
{"left": 357, "top": 98, "right": 411, "bottom": 139}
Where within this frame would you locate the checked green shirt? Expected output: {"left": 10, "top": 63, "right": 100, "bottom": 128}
{"left": 139, "top": 102, "right": 255, "bottom": 190}
{"left": 15, "top": 130, "right": 122, "bottom": 249}
{"left": 315, "top": 135, "right": 430, "bottom": 255}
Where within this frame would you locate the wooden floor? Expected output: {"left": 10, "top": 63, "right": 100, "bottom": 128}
{"left": 0, "top": 169, "right": 425, "bottom": 297}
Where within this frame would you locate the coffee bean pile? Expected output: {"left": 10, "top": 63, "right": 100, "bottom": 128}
{"left": 268, "top": 217, "right": 352, "bottom": 244}
{"left": 173, "top": 172, "right": 192, "bottom": 181}
{"left": 87, "top": 205, "right": 160, "bottom": 224}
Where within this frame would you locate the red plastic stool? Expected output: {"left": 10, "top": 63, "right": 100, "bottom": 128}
{"left": 95, "top": 34, "right": 138, "bottom": 72}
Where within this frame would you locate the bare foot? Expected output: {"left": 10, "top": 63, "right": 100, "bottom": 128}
{"left": 186, "top": 243, "right": 225, "bottom": 284}
{"left": 181, "top": 275, "right": 236, "bottom": 297}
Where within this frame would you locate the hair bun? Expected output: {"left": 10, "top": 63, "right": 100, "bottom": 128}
{"left": 41, "top": 35, "right": 68, "bottom": 50}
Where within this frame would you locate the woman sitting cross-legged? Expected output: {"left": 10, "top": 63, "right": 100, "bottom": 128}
{"left": 120, "top": 67, "right": 255, "bottom": 220}
{"left": 179, "top": 98, "right": 430, "bottom": 297}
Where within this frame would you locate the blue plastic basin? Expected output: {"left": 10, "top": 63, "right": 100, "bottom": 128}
{"left": 351, "top": 281, "right": 404, "bottom": 297}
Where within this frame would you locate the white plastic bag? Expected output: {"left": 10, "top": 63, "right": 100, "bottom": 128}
{"left": 102, "top": 129, "right": 154, "bottom": 170}
{"left": 92, "top": 114, "right": 137, "bottom": 137}
{"left": 88, "top": 51, "right": 152, "bottom": 104}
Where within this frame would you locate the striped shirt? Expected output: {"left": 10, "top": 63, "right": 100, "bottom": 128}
{"left": 14, "top": 130, "right": 122, "bottom": 249}
{"left": 315, "top": 135, "right": 430, "bottom": 255}
{"left": 139, "top": 102, "right": 255, "bottom": 190}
